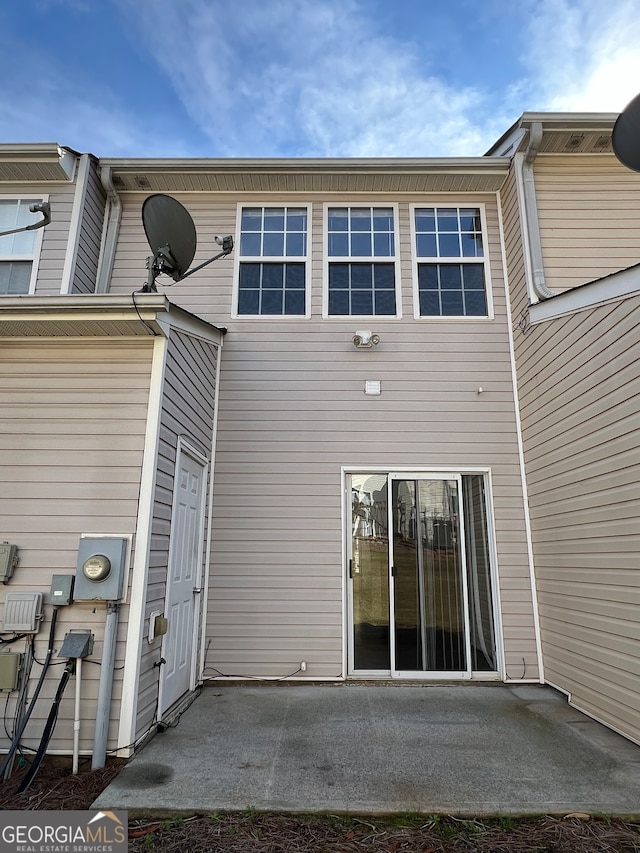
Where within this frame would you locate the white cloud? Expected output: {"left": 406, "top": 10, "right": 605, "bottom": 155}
{"left": 523, "top": 0, "right": 640, "bottom": 112}
{"left": 114, "top": 0, "right": 505, "bottom": 157}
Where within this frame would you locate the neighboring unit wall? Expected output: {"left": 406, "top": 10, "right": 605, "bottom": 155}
{"left": 137, "top": 329, "right": 218, "bottom": 738}
{"left": 534, "top": 154, "right": 640, "bottom": 292}
{"left": 0, "top": 337, "right": 153, "bottom": 754}
{"left": 517, "top": 294, "right": 640, "bottom": 743}
{"left": 109, "top": 190, "right": 540, "bottom": 683}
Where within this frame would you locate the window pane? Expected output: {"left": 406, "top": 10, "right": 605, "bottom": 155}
{"left": 262, "top": 264, "right": 284, "bottom": 288}
{"left": 263, "top": 207, "right": 285, "bottom": 231}
{"left": 351, "top": 264, "right": 373, "bottom": 289}
{"left": 441, "top": 290, "right": 464, "bottom": 315}
{"left": 286, "top": 209, "right": 307, "bottom": 231}
{"left": 416, "top": 233, "right": 437, "bottom": 257}
{"left": 350, "top": 209, "right": 371, "bottom": 231}
{"left": 418, "top": 264, "right": 439, "bottom": 290}
{"left": 328, "top": 208, "right": 348, "bottom": 231}
{"left": 440, "top": 265, "right": 462, "bottom": 289}
{"left": 420, "top": 290, "right": 441, "bottom": 315}
{"left": 285, "top": 264, "right": 305, "bottom": 289}
{"left": 351, "top": 233, "right": 372, "bottom": 256}
{"left": 415, "top": 209, "right": 436, "bottom": 231}
{"left": 329, "top": 233, "right": 349, "bottom": 256}
{"left": 373, "top": 264, "right": 395, "bottom": 289}
{"left": 0, "top": 261, "right": 32, "bottom": 295}
{"left": 461, "top": 232, "right": 483, "bottom": 257}
{"left": 285, "top": 232, "right": 305, "bottom": 256}
{"left": 462, "top": 264, "right": 485, "bottom": 290}
{"left": 284, "top": 289, "right": 305, "bottom": 315}
{"left": 373, "top": 231, "right": 394, "bottom": 256}
{"left": 329, "top": 263, "right": 349, "bottom": 289}
{"left": 437, "top": 208, "right": 459, "bottom": 231}
{"left": 374, "top": 289, "right": 396, "bottom": 315}
{"left": 263, "top": 232, "right": 285, "bottom": 256}
{"left": 262, "top": 289, "right": 284, "bottom": 313}
{"left": 239, "top": 263, "right": 261, "bottom": 288}
{"left": 373, "top": 208, "right": 393, "bottom": 230}
{"left": 458, "top": 209, "right": 479, "bottom": 231}
{"left": 239, "top": 233, "right": 261, "bottom": 256}
{"left": 237, "top": 288, "right": 259, "bottom": 314}
{"left": 438, "top": 233, "right": 461, "bottom": 257}
{"left": 464, "top": 290, "right": 487, "bottom": 315}
{"left": 241, "top": 208, "right": 262, "bottom": 231}
{"left": 329, "top": 289, "right": 349, "bottom": 314}
{"left": 352, "top": 290, "right": 373, "bottom": 314}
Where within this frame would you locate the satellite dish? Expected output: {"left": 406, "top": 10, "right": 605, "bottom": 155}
{"left": 139, "top": 193, "right": 234, "bottom": 293}
{"left": 612, "top": 91, "right": 640, "bottom": 172}
{"left": 142, "top": 194, "right": 197, "bottom": 282}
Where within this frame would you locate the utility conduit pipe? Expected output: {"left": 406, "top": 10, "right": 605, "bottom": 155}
{"left": 92, "top": 602, "right": 120, "bottom": 770}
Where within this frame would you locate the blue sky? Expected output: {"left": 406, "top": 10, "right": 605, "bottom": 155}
{"left": 2, "top": 0, "right": 640, "bottom": 158}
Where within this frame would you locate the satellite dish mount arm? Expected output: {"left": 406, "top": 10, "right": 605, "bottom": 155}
{"left": 142, "top": 245, "right": 178, "bottom": 293}
{"left": 175, "top": 236, "right": 234, "bottom": 282}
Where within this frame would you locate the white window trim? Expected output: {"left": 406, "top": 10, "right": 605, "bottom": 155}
{"left": 409, "top": 202, "right": 494, "bottom": 321}
{"left": 231, "top": 203, "right": 312, "bottom": 320}
{"left": 0, "top": 194, "right": 48, "bottom": 296}
{"left": 322, "top": 202, "right": 402, "bottom": 320}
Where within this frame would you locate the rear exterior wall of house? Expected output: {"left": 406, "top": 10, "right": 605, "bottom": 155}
{"left": 108, "top": 187, "right": 541, "bottom": 682}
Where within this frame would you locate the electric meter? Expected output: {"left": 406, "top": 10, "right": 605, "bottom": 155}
{"left": 82, "top": 554, "right": 111, "bottom": 582}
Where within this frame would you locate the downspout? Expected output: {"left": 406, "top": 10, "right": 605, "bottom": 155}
{"left": 95, "top": 166, "right": 122, "bottom": 294}
{"left": 520, "top": 121, "right": 558, "bottom": 301}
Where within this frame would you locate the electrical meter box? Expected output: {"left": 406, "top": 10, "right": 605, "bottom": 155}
{"left": 74, "top": 537, "right": 128, "bottom": 601}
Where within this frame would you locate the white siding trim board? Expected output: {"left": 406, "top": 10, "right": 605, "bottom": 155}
{"left": 116, "top": 334, "right": 168, "bottom": 756}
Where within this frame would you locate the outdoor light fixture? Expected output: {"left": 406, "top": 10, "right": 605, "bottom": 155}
{"left": 352, "top": 330, "right": 380, "bottom": 349}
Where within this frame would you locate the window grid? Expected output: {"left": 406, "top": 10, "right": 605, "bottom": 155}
{"left": 237, "top": 206, "right": 308, "bottom": 316}
{"left": 0, "top": 199, "right": 42, "bottom": 296}
{"left": 414, "top": 206, "right": 488, "bottom": 318}
{"left": 327, "top": 206, "right": 398, "bottom": 316}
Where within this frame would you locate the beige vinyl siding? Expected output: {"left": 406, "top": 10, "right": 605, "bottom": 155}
{"left": 109, "top": 191, "right": 539, "bottom": 681}
{"left": 72, "top": 159, "right": 106, "bottom": 294}
{"left": 136, "top": 330, "right": 218, "bottom": 736}
{"left": 0, "top": 338, "right": 153, "bottom": 754}
{"left": 534, "top": 154, "right": 640, "bottom": 292}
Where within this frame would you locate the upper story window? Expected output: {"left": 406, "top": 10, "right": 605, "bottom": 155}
{"left": 0, "top": 199, "right": 43, "bottom": 295}
{"left": 235, "top": 206, "right": 309, "bottom": 316}
{"left": 326, "top": 206, "right": 399, "bottom": 316}
{"left": 413, "top": 206, "right": 490, "bottom": 318}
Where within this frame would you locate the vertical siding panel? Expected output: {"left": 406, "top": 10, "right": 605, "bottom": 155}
{"left": 136, "top": 330, "right": 218, "bottom": 737}
{"left": 72, "top": 159, "right": 106, "bottom": 294}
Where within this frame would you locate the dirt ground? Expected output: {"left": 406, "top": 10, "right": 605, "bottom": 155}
{"left": 0, "top": 758, "right": 639, "bottom": 852}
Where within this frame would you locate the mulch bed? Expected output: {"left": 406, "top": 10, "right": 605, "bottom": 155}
{"left": 0, "top": 759, "right": 639, "bottom": 852}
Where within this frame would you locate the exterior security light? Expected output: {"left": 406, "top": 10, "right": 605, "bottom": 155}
{"left": 352, "top": 330, "right": 380, "bottom": 348}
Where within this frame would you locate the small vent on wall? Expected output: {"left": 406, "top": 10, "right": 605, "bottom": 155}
{"left": 135, "top": 175, "right": 151, "bottom": 189}
{"left": 564, "top": 134, "right": 585, "bottom": 152}
{"left": 593, "top": 135, "right": 611, "bottom": 151}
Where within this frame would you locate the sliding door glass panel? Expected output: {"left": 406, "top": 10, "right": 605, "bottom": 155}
{"left": 462, "top": 475, "right": 496, "bottom": 670}
{"left": 417, "top": 478, "right": 466, "bottom": 672}
{"left": 351, "top": 474, "right": 390, "bottom": 669}
{"left": 391, "top": 477, "right": 467, "bottom": 673}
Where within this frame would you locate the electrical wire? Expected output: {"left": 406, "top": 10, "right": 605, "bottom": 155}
{"left": 17, "top": 661, "right": 74, "bottom": 792}
{"left": 0, "top": 608, "right": 59, "bottom": 779}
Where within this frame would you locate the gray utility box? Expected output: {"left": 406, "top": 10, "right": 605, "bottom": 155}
{"left": 74, "top": 537, "right": 128, "bottom": 601}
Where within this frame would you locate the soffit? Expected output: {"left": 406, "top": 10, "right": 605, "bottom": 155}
{"left": 0, "top": 145, "right": 77, "bottom": 182}
{"left": 101, "top": 158, "right": 511, "bottom": 194}
{"left": 0, "top": 294, "right": 222, "bottom": 340}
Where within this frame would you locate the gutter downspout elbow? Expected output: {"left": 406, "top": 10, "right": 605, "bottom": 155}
{"left": 95, "top": 166, "right": 122, "bottom": 294}
{"left": 521, "top": 121, "right": 558, "bottom": 301}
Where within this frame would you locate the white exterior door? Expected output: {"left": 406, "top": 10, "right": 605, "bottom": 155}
{"left": 160, "top": 441, "right": 207, "bottom": 716}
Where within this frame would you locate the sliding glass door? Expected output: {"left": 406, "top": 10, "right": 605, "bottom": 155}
{"left": 349, "top": 472, "right": 496, "bottom": 678}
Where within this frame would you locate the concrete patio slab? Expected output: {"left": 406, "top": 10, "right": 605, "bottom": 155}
{"left": 94, "top": 683, "right": 640, "bottom": 816}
